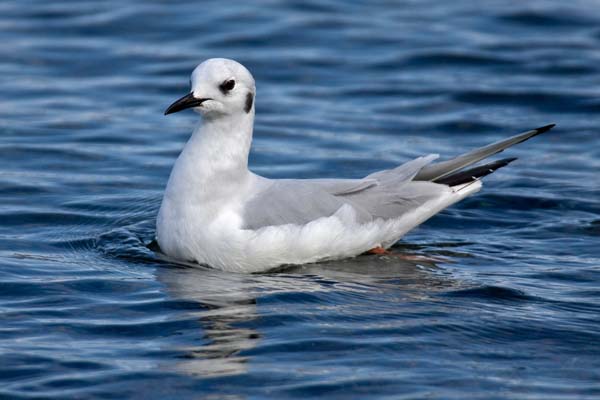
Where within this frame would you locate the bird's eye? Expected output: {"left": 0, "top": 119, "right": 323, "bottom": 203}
{"left": 220, "top": 79, "right": 236, "bottom": 93}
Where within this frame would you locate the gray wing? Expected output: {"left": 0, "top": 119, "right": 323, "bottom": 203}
{"left": 242, "top": 155, "right": 440, "bottom": 230}
{"left": 337, "top": 155, "right": 447, "bottom": 220}
{"left": 340, "top": 181, "right": 448, "bottom": 220}
{"left": 241, "top": 124, "right": 556, "bottom": 230}
{"left": 241, "top": 180, "right": 374, "bottom": 230}
{"left": 414, "top": 124, "right": 555, "bottom": 181}
{"left": 295, "top": 178, "right": 378, "bottom": 195}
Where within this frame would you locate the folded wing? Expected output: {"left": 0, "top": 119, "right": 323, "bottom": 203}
{"left": 414, "top": 124, "right": 554, "bottom": 181}
{"left": 241, "top": 155, "right": 441, "bottom": 230}
{"left": 242, "top": 124, "right": 555, "bottom": 230}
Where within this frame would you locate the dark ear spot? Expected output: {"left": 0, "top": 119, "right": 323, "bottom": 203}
{"left": 245, "top": 92, "right": 254, "bottom": 113}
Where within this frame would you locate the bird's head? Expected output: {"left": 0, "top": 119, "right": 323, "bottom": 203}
{"left": 164, "top": 58, "right": 255, "bottom": 118}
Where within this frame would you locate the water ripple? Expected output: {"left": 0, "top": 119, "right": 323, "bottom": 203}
{"left": 1, "top": 0, "right": 599, "bottom": 398}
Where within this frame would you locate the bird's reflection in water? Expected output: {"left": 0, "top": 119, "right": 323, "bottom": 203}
{"left": 156, "top": 246, "right": 463, "bottom": 377}
{"left": 157, "top": 264, "right": 260, "bottom": 377}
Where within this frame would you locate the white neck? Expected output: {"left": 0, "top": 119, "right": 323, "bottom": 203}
{"left": 189, "top": 111, "right": 253, "bottom": 170}
{"left": 164, "top": 110, "right": 255, "bottom": 205}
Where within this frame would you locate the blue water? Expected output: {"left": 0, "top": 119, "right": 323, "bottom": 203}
{"left": 1, "top": 0, "right": 599, "bottom": 398}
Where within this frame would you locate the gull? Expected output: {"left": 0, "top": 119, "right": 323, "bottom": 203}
{"left": 156, "top": 58, "right": 554, "bottom": 273}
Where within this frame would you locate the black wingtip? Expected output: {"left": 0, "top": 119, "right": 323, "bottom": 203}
{"left": 434, "top": 157, "right": 518, "bottom": 186}
{"left": 534, "top": 123, "right": 556, "bottom": 135}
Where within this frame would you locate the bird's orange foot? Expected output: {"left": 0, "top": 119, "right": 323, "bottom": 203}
{"left": 365, "top": 246, "right": 391, "bottom": 255}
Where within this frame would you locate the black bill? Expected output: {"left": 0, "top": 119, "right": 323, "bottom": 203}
{"left": 164, "top": 93, "right": 211, "bottom": 115}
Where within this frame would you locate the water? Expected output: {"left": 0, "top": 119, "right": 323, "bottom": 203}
{"left": 1, "top": 0, "right": 599, "bottom": 398}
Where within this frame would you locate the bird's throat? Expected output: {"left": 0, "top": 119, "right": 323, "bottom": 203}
{"left": 168, "top": 112, "right": 255, "bottom": 202}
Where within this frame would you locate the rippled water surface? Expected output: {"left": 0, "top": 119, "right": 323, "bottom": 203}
{"left": 1, "top": 0, "right": 599, "bottom": 398}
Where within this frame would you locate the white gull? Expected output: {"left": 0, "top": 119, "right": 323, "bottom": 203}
{"left": 156, "top": 58, "right": 554, "bottom": 273}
